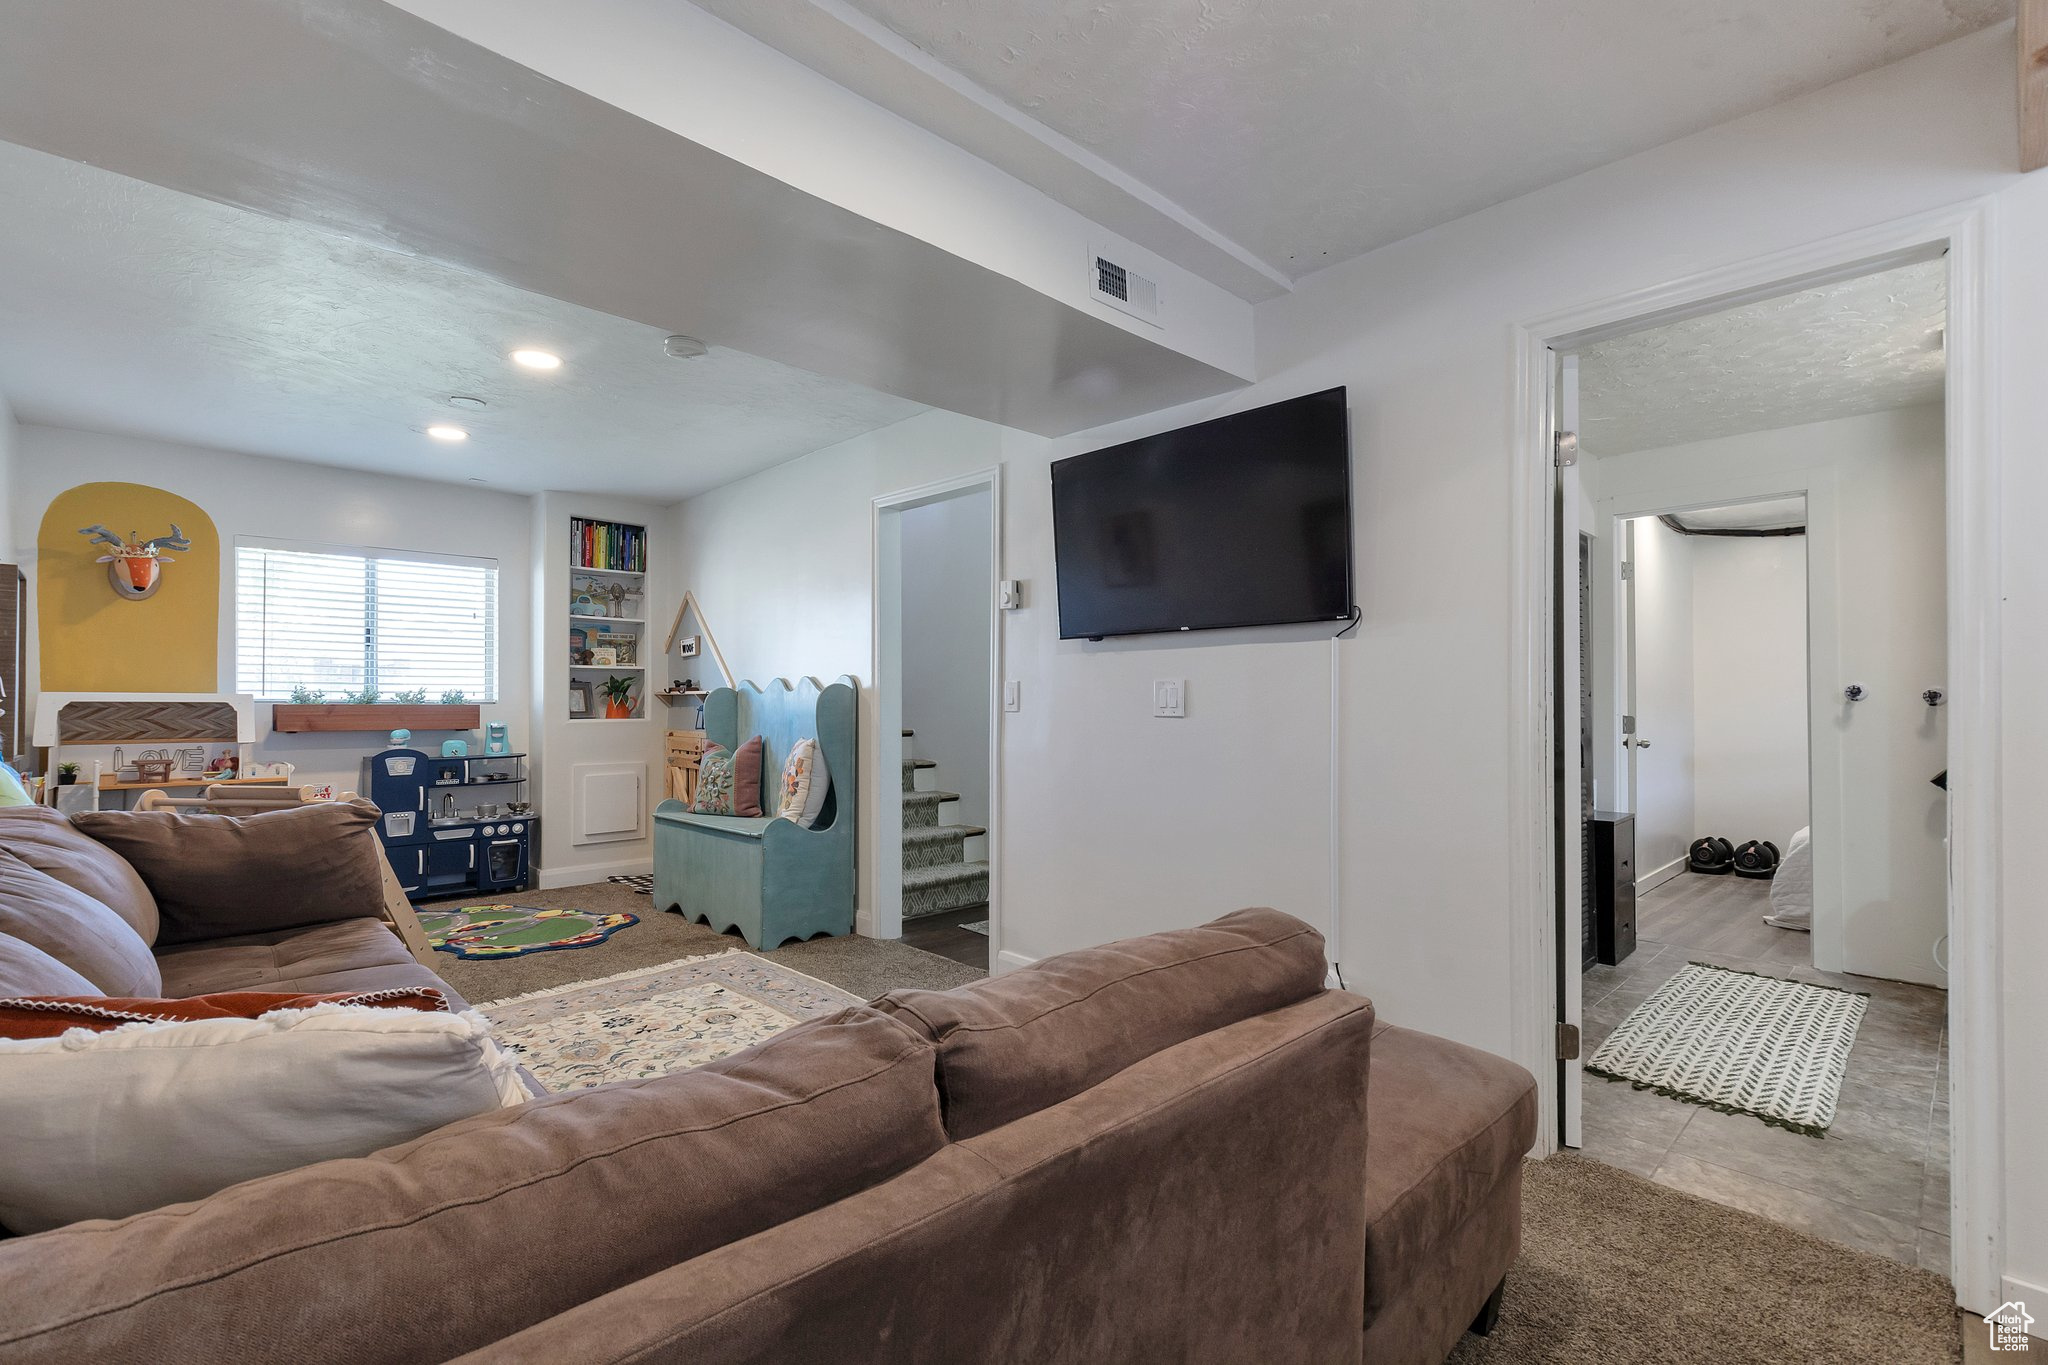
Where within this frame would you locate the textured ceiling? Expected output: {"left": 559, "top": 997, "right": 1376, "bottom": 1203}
{"left": 1664, "top": 496, "right": 1808, "bottom": 532}
{"left": 1579, "top": 259, "right": 1946, "bottom": 458}
{"left": 699, "top": 0, "right": 2008, "bottom": 288}
{"left": 0, "top": 140, "right": 924, "bottom": 498}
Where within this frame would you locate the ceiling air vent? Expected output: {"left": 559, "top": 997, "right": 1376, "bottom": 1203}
{"left": 1091, "top": 249, "right": 1160, "bottom": 325}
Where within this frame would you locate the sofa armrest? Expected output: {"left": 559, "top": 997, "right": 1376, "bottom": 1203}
{"left": 71, "top": 801, "right": 392, "bottom": 946}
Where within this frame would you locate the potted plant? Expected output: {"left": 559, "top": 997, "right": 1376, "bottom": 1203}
{"left": 55, "top": 761, "right": 79, "bottom": 787}
{"left": 270, "top": 681, "right": 483, "bottom": 733}
{"left": 600, "top": 675, "right": 637, "bottom": 719}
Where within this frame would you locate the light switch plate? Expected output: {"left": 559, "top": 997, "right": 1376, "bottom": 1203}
{"left": 1003, "top": 680, "right": 1021, "bottom": 713}
{"left": 998, "top": 579, "right": 1023, "bottom": 610}
{"left": 1153, "top": 679, "right": 1186, "bottom": 718}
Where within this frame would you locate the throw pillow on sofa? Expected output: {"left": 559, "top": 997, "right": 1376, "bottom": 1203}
{"left": 775, "top": 737, "right": 831, "bottom": 828}
{"left": 72, "top": 800, "right": 387, "bottom": 945}
{"left": 0, "top": 985, "right": 454, "bottom": 1038}
{"left": 0, "top": 996, "right": 528, "bottom": 1232}
{"left": 0, "top": 804, "right": 161, "bottom": 942}
{"left": 0, "top": 849, "right": 161, "bottom": 996}
{"left": 0, "top": 932, "right": 96, "bottom": 998}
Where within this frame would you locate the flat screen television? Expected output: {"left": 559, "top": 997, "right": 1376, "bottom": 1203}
{"left": 1051, "top": 387, "right": 1353, "bottom": 640}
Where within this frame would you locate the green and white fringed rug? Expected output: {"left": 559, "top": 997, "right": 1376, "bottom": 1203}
{"left": 1586, "top": 963, "right": 1868, "bottom": 1137}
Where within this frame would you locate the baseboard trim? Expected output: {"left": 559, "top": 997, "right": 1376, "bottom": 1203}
{"left": 1998, "top": 1275, "right": 2048, "bottom": 1330}
{"left": 1639, "top": 857, "right": 1687, "bottom": 893}
{"left": 536, "top": 857, "right": 652, "bottom": 890}
{"left": 994, "top": 949, "right": 1036, "bottom": 974}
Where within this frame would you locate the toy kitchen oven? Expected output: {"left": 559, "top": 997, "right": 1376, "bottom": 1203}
{"left": 367, "top": 748, "right": 536, "bottom": 900}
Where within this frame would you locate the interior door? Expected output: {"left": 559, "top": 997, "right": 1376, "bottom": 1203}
{"left": 1554, "top": 352, "right": 1585, "bottom": 1148}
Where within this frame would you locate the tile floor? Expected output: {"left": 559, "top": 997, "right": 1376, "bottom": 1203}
{"left": 1578, "top": 872, "right": 1950, "bottom": 1275}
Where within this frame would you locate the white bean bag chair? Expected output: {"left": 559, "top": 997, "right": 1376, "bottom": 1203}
{"left": 1765, "top": 826, "right": 1813, "bottom": 931}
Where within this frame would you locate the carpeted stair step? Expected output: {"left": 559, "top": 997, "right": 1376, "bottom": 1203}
{"left": 902, "top": 823, "right": 986, "bottom": 871}
{"left": 903, "top": 861, "right": 990, "bottom": 920}
{"left": 901, "top": 757, "right": 937, "bottom": 793}
{"left": 901, "top": 789, "right": 959, "bottom": 830}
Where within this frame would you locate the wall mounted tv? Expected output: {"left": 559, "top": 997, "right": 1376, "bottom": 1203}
{"left": 1051, "top": 387, "right": 1353, "bottom": 640}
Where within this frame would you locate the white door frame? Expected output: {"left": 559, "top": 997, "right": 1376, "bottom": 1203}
{"left": 1507, "top": 201, "right": 2001, "bottom": 1311}
{"left": 871, "top": 467, "right": 1004, "bottom": 957}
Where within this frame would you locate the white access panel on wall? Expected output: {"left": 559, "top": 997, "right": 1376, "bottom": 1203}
{"left": 572, "top": 762, "right": 646, "bottom": 845}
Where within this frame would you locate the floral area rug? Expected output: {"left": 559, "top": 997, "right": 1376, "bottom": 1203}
{"left": 416, "top": 904, "right": 639, "bottom": 960}
{"left": 478, "top": 950, "right": 861, "bottom": 1092}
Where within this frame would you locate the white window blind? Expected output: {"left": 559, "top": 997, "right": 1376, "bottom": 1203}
{"left": 236, "top": 539, "right": 498, "bottom": 701}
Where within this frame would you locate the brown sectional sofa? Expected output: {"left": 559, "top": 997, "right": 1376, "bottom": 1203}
{"left": 0, "top": 805, "right": 1537, "bottom": 1365}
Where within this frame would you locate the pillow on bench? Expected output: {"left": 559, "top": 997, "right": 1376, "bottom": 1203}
{"left": 691, "top": 736, "right": 766, "bottom": 817}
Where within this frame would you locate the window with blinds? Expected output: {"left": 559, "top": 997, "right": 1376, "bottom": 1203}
{"left": 235, "top": 539, "right": 498, "bottom": 701}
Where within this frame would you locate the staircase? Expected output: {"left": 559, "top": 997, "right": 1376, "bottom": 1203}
{"left": 900, "top": 729, "right": 989, "bottom": 920}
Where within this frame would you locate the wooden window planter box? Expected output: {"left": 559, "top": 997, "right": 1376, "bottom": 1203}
{"left": 270, "top": 704, "right": 482, "bottom": 734}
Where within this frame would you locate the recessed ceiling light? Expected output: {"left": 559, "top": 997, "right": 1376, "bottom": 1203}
{"left": 426, "top": 425, "right": 469, "bottom": 442}
{"left": 663, "top": 335, "right": 708, "bottom": 360}
{"left": 448, "top": 395, "right": 488, "bottom": 410}
{"left": 510, "top": 348, "right": 562, "bottom": 370}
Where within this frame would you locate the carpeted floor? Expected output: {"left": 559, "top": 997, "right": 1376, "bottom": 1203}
{"left": 419, "top": 880, "right": 985, "bottom": 1003}
{"left": 1448, "top": 1153, "right": 1961, "bottom": 1365}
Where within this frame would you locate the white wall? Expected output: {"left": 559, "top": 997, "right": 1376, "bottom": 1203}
{"left": 1628, "top": 518, "right": 1696, "bottom": 879}
{"left": 0, "top": 395, "right": 17, "bottom": 565}
{"left": 9, "top": 425, "right": 535, "bottom": 798}
{"left": 899, "top": 489, "right": 992, "bottom": 831}
{"left": 672, "top": 26, "right": 2045, "bottom": 1299}
{"left": 1691, "top": 534, "right": 1810, "bottom": 849}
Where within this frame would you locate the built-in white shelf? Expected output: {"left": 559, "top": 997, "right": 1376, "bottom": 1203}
{"left": 570, "top": 614, "right": 644, "bottom": 624}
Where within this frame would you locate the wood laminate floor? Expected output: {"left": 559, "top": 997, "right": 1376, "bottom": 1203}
{"left": 898, "top": 904, "right": 989, "bottom": 971}
{"left": 1578, "top": 872, "right": 1950, "bottom": 1276}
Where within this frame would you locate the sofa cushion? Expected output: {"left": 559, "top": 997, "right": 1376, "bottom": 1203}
{"left": 875, "top": 906, "right": 1328, "bottom": 1139}
{"left": 0, "top": 806, "right": 159, "bottom": 943}
{"left": 72, "top": 801, "right": 386, "bottom": 945}
{"left": 154, "top": 918, "right": 462, "bottom": 1004}
{"left": 1361, "top": 1020, "right": 1538, "bottom": 1322}
{"left": 0, "top": 933, "right": 96, "bottom": 997}
{"left": 0, "top": 1006, "right": 944, "bottom": 1365}
{"left": 0, "top": 849, "right": 161, "bottom": 996}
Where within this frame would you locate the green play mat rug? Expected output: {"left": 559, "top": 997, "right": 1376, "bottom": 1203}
{"left": 416, "top": 905, "right": 639, "bottom": 960}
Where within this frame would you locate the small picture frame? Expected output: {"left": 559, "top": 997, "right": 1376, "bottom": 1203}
{"left": 677, "top": 634, "right": 701, "bottom": 659}
{"left": 568, "top": 683, "right": 591, "bottom": 716}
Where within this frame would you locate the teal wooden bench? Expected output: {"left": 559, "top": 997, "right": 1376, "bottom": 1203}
{"left": 652, "top": 675, "right": 857, "bottom": 948}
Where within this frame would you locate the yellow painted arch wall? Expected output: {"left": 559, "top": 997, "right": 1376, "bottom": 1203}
{"left": 37, "top": 483, "right": 219, "bottom": 693}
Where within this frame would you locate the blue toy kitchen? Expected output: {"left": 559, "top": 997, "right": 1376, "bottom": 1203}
{"left": 367, "top": 747, "right": 536, "bottom": 900}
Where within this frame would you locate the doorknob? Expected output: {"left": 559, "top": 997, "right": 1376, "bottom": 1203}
{"left": 1626, "top": 736, "right": 1651, "bottom": 749}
